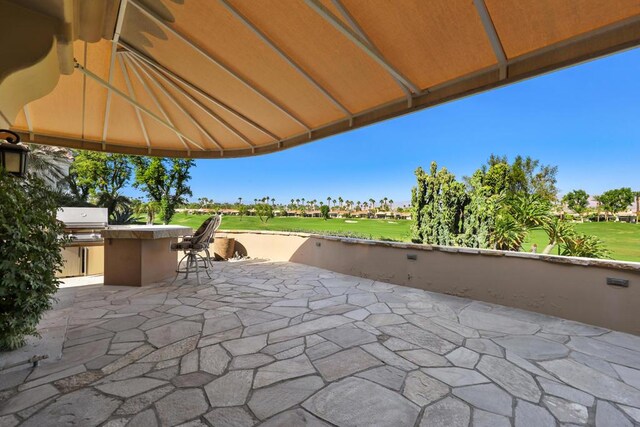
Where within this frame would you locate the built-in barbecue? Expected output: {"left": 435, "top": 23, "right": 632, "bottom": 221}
{"left": 56, "top": 207, "right": 107, "bottom": 277}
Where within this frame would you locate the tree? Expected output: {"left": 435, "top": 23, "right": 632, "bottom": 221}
{"left": 598, "top": 188, "right": 634, "bottom": 221}
{"left": 485, "top": 154, "right": 558, "bottom": 201}
{"left": 238, "top": 204, "right": 248, "bottom": 219}
{"left": 133, "top": 199, "right": 159, "bottom": 224}
{"left": 255, "top": 203, "right": 273, "bottom": 223}
{"left": 542, "top": 217, "right": 575, "bottom": 254}
{"left": 635, "top": 191, "right": 640, "bottom": 222}
{"left": 411, "top": 162, "right": 468, "bottom": 246}
{"left": 320, "top": 205, "right": 330, "bottom": 220}
{"left": 562, "top": 189, "right": 589, "bottom": 218}
{"left": 28, "top": 144, "right": 72, "bottom": 189}
{"left": 132, "top": 156, "right": 194, "bottom": 224}
{"left": 71, "top": 151, "right": 132, "bottom": 217}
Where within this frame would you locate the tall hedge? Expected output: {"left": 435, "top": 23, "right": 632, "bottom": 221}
{"left": 0, "top": 172, "right": 65, "bottom": 350}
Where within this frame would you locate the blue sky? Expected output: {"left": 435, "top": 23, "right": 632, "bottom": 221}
{"left": 129, "top": 47, "right": 640, "bottom": 205}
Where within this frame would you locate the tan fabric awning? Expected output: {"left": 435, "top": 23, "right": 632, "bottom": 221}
{"left": 8, "top": 0, "right": 640, "bottom": 158}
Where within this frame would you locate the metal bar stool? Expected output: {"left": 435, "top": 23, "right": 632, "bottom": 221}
{"left": 171, "top": 215, "right": 221, "bottom": 284}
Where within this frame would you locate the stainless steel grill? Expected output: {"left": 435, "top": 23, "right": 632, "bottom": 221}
{"left": 57, "top": 207, "right": 108, "bottom": 244}
{"left": 56, "top": 207, "right": 108, "bottom": 277}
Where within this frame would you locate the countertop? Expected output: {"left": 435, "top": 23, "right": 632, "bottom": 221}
{"left": 101, "top": 225, "right": 192, "bottom": 239}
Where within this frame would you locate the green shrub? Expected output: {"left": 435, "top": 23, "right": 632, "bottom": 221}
{"left": 320, "top": 205, "right": 330, "bottom": 220}
{"left": 561, "top": 234, "right": 610, "bottom": 259}
{"left": 255, "top": 203, "right": 274, "bottom": 223}
{"left": 0, "top": 172, "right": 66, "bottom": 350}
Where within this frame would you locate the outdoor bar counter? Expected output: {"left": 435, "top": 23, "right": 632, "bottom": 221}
{"left": 101, "top": 225, "right": 192, "bottom": 286}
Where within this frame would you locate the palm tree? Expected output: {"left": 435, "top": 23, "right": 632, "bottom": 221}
{"left": 28, "top": 144, "right": 72, "bottom": 189}
{"left": 635, "top": 191, "right": 640, "bottom": 223}
{"left": 332, "top": 198, "right": 337, "bottom": 207}
{"left": 271, "top": 197, "right": 275, "bottom": 206}
{"left": 389, "top": 199, "right": 394, "bottom": 211}
{"left": 238, "top": 197, "right": 243, "bottom": 205}
{"left": 338, "top": 197, "right": 343, "bottom": 208}
{"left": 542, "top": 217, "right": 575, "bottom": 254}
{"left": 593, "top": 195, "right": 603, "bottom": 222}
{"left": 327, "top": 197, "right": 331, "bottom": 208}
{"left": 369, "top": 198, "right": 375, "bottom": 209}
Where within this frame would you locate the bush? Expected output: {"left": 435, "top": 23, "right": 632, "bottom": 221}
{"left": 0, "top": 172, "right": 66, "bottom": 350}
{"left": 561, "top": 234, "right": 610, "bottom": 259}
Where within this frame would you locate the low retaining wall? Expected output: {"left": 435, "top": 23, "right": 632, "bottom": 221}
{"left": 217, "top": 230, "right": 640, "bottom": 335}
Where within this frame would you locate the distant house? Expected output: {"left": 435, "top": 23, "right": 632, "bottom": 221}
{"left": 220, "top": 209, "right": 240, "bottom": 216}
{"left": 350, "top": 210, "right": 367, "bottom": 218}
{"left": 374, "top": 211, "right": 394, "bottom": 219}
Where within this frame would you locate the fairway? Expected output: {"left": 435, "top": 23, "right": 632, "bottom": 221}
{"left": 170, "top": 213, "right": 640, "bottom": 262}
{"left": 524, "top": 222, "right": 640, "bottom": 262}
{"left": 170, "top": 213, "right": 412, "bottom": 242}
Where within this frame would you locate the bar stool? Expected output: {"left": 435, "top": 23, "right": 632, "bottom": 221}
{"left": 171, "top": 215, "right": 221, "bottom": 284}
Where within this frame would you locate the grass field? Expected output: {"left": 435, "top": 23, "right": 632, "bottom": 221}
{"left": 169, "top": 213, "right": 640, "bottom": 262}
{"left": 169, "top": 213, "right": 412, "bottom": 241}
{"left": 524, "top": 222, "right": 640, "bottom": 262}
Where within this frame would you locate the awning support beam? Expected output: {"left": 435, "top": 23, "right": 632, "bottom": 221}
{"left": 473, "top": 0, "right": 508, "bottom": 80}
{"left": 127, "top": 53, "right": 255, "bottom": 150}
{"left": 128, "top": 0, "right": 312, "bottom": 133}
{"left": 102, "top": 0, "right": 129, "bottom": 150}
{"left": 125, "top": 54, "right": 224, "bottom": 152}
{"left": 75, "top": 62, "right": 205, "bottom": 151}
{"left": 23, "top": 105, "right": 33, "bottom": 140}
{"left": 219, "top": 0, "right": 353, "bottom": 123}
{"left": 305, "top": 0, "right": 420, "bottom": 95}
{"left": 118, "top": 55, "right": 152, "bottom": 154}
{"left": 328, "top": 0, "right": 414, "bottom": 108}
{"left": 120, "top": 40, "right": 279, "bottom": 143}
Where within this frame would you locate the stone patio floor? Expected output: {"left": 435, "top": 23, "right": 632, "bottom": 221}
{"left": 1, "top": 260, "right": 640, "bottom": 427}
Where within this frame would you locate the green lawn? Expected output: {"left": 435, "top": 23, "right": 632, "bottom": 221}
{"left": 169, "top": 213, "right": 640, "bottom": 262}
{"left": 523, "top": 222, "right": 640, "bottom": 262}
{"left": 169, "top": 213, "right": 412, "bottom": 242}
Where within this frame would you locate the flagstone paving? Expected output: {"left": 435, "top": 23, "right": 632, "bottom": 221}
{"left": 1, "top": 260, "right": 639, "bottom": 426}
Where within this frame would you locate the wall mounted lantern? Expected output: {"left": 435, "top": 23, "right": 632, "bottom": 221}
{"left": 0, "top": 130, "right": 29, "bottom": 178}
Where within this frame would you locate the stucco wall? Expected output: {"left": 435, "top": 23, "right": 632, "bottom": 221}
{"left": 217, "top": 230, "right": 640, "bottom": 335}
